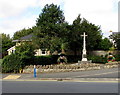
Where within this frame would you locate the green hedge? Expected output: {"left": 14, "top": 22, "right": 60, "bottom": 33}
{"left": 66, "top": 55, "right": 81, "bottom": 63}
{"left": 34, "top": 55, "right": 82, "bottom": 65}
{"left": 34, "top": 55, "right": 58, "bottom": 65}
{"left": 87, "top": 55, "right": 107, "bottom": 64}
{"left": 114, "top": 54, "right": 120, "bottom": 61}
{"left": 2, "top": 54, "right": 112, "bottom": 73}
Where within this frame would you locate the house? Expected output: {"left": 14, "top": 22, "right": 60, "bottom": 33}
{"left": 7, "top": 34, "right": 50, "bottom": 56}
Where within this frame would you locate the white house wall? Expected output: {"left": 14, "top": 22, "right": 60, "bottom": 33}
{"left": 7, "top": 46, "right": 49, "bottom": 56}
{"left": 34, "top": 49, "right": 50, "bottom": 56}
{"left": 7, "top": 46, "right": 16, "bottom": 55}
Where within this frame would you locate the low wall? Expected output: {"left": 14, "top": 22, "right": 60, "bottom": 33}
{"left": 89, "top": 50, "right": 120, "bottom": 56}
{"left": 23, "top": 61, "right": 119, "bottom": 74}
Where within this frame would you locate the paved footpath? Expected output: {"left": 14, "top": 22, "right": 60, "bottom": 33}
{"left": 1, "top": 68, "right": 119, "bottom": 82}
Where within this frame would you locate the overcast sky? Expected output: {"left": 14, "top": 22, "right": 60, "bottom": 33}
{"left": 0, "top": 0, "right": 119, "bottom": 38}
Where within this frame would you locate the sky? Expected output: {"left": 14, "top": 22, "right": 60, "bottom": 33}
{"left": 0, "top": 0, "right": 119, "bottom": 38}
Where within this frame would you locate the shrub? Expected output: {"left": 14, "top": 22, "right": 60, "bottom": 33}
{"left": 15, "top": 43, "right": 35, "bottom": 65}
{"left": 66, "top": 55, "right": 81, "bottom": 63}
{"left": 114, "top": 54, "right": 120, "bottom": 61}
{"left": 2, "top": 54, "right": 24, "bottom": 73}
{"left": 87, "top": 55, "right": 107, "bottom": 64}
{"left": 34, "top": 56, "right": 52, "bottom": 65}
{"left": 34, "top": 55, "right": 81, "bottom": 65}
{"left": 34, "top": 55, "right": 59, "bottom": 65}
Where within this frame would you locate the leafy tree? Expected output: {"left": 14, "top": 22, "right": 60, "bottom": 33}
{"left": 2, "top": 39, "right": 36, "bottom": 73}
{"left": 34, "top": 4, "right": 109, "bottom": 55}
{"left": 2, "top": 54, "right": 23, "bottom": 73}
{"left": 15, "top": 42, "right": 35, "bottom": 65}
{"left": 1, "top": 33, "right": 14, "bottom": 57}
{"left": 34, "top": 4, "right": 68, "bottom": 53}
{"left": 67, "top": 15, "right": 103, "bottom": 55}
{"left": 67, "top": 15, "right": 83, "bottom": 55}
{"left": 36, "top": 3, "right": 65, "bottom": 26}
{"left": 99, "top": 38, "right": 112, "bottom": 50}
{"left": 13, "top": 28, "right": 34, "bottom": 40}
{"left": 80, "top": 18, "right": 102, "bottom": 50}
{"left": 109, "top": 33, "right": 120, "bottom": 50}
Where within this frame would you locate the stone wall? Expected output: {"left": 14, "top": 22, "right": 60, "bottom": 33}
{"left": 58, "top": 50, "right": 120, "bottom": 56}
{"left": 23, "top": 61, "right": 119, "bottom": 74}
{"left": 89, "top": 50, "right": 120, "bottom": 56}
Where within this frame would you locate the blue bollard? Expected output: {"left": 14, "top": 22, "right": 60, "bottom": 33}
{"left": 34, "top": 65, "right": 37, "bottom": 78}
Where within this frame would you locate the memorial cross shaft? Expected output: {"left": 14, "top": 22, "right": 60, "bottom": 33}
{"left": 81, "top": 32, "right": 88, "bottom": 61}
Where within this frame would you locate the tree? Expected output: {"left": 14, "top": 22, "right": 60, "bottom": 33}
{"left": 36, "top": 3, "right": 65, "bottom": 26}
{"left": 67, "top": 15, "right": 103, "bottom": 55}
{"left": 109, "top": 33, "right": 120, "bottom": 50}
{"left": 80, "top": 18, "right": 102, "bottom": 50}
{"left": 13, "top": 28, "right": 34, "bottom": 40}
{"left": 67, "top": 15, "right": 83, "bottom": 55}
{"left": 99, "top": 38, "right": 112, "bottom": 50}
{"left": 1, "top": 33, "right": 14, "bottom": 57}
{"left": 34, "top": 4, "right": 68, "bottom": 53}
{"left": 2, "top": 54, "right": 22, "bottom": 73}
{"left": 2, "top": 42, "right": 35, "bottom": 73}
{"left": 34, "top": 4, "right": 108, "bottom": 55}
{"left": 15, "top": 42, "right": 35, "bottom": 65}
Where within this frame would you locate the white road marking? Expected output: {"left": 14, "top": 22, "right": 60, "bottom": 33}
{"left": 3, "top": 75, "right": 21, "bottom": 79}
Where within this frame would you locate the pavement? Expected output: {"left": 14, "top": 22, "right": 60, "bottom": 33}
{"left": 1, "top": 67, "right": 119, "bottom": 83}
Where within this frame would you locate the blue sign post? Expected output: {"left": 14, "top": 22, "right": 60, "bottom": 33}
{"left": 34, "top": 65, "right": 37, "bottom": 78}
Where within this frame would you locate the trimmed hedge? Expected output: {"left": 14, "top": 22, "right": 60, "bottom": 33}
{"left": 114, "top": 54, "right": 120, "bottom": 61}
{"left": 34, "top": 55, "right": 58, "bottom": 65}
{"left": 2, "top": 54, "right": 113, "bottom": 73}
{"left": 87, "top": 55, "right": 107, "bottom": 64}
{"left": 33, "top": 55, "right": 82, "bottom": 65}
{"left": 66, "top": 55, "right": 81, "bottom": 63}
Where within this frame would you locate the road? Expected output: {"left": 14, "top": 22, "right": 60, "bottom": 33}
{"left": 2, "top": 81, "right": 119, "bottom": 93}
{"left": 6, "top": 68, "right": 118, "bottom": 79}
{"left": 1, "top": 68, "right": 119, "bottom": 94}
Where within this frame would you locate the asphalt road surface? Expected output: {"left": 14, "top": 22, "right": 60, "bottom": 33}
{"left": 1, "top": 68, "right": 119, "bottom": 95}
{"left": 17, "top": 68, "right": 119, "bottom": 79}
{"left": 2, "top": 81, "right": 119, "bottom": 93}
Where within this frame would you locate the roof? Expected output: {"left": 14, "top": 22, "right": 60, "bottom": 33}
{"left": 7, "top": 46, "right": 15, "bottom": 51}
{"left": 12, "top": 34, "right": 34, "bottom": 42}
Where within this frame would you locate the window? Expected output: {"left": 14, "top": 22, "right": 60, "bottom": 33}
{"left": 12, "top": 50, "right": 15, "bottom": 54}
{"left": 41, "top": 50, "right": 46, "bottom": 55}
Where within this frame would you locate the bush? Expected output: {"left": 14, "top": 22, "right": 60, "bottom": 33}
{"left": 66, "top": 55, "right": 81, "bottom": 63}
{"left": 87, "top": 55, "right": 107, "bottom": 64}
{"left": 114, "top": 54, "right": 120, "bottom": 61}
{"left": 34, "top": 55, "right": 59, "bottom": 65}
{"left": 34, "top": 56, "right": 52, "bottom": 65}
{"left": 2, "top": 43, "right": 36, "bottom": 73}
{"left": 15, "top": 43, "right": 35, "bottom": 65}
{"left": 2, "top": 54, "right": 24, "bottom": 73}
{"left": 34, "top": 55, "right": 81, "bottom": 65}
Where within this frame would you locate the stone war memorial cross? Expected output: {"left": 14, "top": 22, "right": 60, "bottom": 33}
{"left": 81, "top": 32, "right": 88, "bottom": 62}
